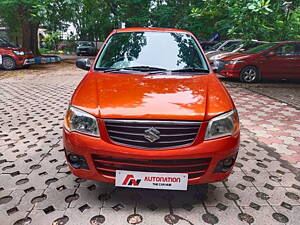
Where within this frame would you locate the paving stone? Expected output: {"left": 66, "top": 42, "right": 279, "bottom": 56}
{"left": 242, "top": 206, "right": 284, "bottom": 225}
{"left": 260, "top": 186, "right": 300, "bottom": 206}
{"left": 29, "top": 209, "right": 65, "bottom": 225}
{"left": 272, "top": 205, "right": 300, "bottom": 225}
{"left": 34, "top": 188, "right": 74, "bottom": 210}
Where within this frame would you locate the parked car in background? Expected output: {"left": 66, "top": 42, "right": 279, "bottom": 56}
{"left": 76, "top": 41, "right": 98, "bottom": 56}
{"left": 208, "top": 41, "right": 268, "bottom": 62}
{"left": 205, "top": 40, "right": 242, "bottom": 53}
{"left": 200, "top": 41, "right": 219, "bottom": 51}
{"left": 215, "top": 42, "right": 300, "bottom": 82}
{"left": 0, "top": 38, "right": 35, "bottom": 70}
{"left": 64, "top": 27, "right": 240, "bottom": 190}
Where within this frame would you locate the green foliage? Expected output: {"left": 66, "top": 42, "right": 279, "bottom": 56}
{"left": 1, "top": 0, "right": 300, "bottom": 54}
{"left": 43, "top": 32, "right": 60, "bottom": 50}
{"left": 192, "top": 0, "right": 300, "bottom": 41}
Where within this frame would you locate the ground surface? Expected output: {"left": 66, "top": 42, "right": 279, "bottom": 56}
{"left": 0, "top": 62, "right": 300, "bottom": 225}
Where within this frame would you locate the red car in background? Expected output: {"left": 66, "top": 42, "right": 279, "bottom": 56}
{"left": 215, "top": 42, "right": 300, "bottom": 82}
{"left": 0, "top": 38, "right": 35, "bottom": 70}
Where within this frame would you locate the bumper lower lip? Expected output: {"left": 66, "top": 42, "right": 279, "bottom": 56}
{"left": 63, "top": 128, "right": 240, "bottom": 185}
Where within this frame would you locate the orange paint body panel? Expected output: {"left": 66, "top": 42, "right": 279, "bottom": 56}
{"left": 63, "top": 27, "right": 240, "bottom": 186}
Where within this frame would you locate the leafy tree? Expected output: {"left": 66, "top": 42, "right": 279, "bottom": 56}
{"left": 70, "top": 0, "right": 115, "bottom": 41}
{"left": 0, "top": 0, "right": 76, "bottom": 55}
{"left": 191, "top": 0, "right": 300, "bottom": 41}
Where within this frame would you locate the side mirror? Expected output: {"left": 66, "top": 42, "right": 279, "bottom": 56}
{"left": 76, "top": 58, "right": 91, "bottom": 71}
{"left": 267, "top": 51, "right": 276, "bottom": 57}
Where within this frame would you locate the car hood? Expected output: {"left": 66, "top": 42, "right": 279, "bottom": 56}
{"left": 210, "top": 52, "right": 237, "bottom": 60}
{"left": 71, "top": 72, "right": 234, "bottom": 121}
{"left": 221, "top": 53, "right": 254, "bottom": 61}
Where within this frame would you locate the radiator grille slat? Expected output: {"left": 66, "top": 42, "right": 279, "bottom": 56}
{"left": 105, "top": 119, "right": 201, "bottom": 149}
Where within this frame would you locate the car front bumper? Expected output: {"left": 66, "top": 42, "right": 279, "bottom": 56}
{"left": 63, "top": 122, "right": 240, "bottom": 186}
{"left": 219, "top": 69, "right": 241, "bottom": 78}
{"left": 23, "top": 57, "right": 36, "bottom": 65}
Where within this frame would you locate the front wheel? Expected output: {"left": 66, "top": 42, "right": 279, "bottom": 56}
{"left": 2, "top": 56, "right": 16, "bottom": 70}
{"left": 240, "top": 66, "right": 260, "bottom": 83}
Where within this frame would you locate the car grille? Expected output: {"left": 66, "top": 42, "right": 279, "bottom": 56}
{"left": 105, "top": 119, "right": 201, "bottom": 149}
{"left": 92, "top": 155, "right": 211, "bottom": 179}
{"left": 79, "top": 48, "right": 89, "bottom": 52}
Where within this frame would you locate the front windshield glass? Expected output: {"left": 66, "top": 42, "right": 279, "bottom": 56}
{"left": 224, "top": 42, "right": 242, "bottom": 51}
{"left": 244, "top": 43, "right": 277, "bottom": 54}
{"left": 95, "top": 31, "right": 208, "bottom": 71}
{"left": 79, "top": 42, "right": 93, "bottom": 46}
{"left": 221, "top": 41, "right": 241, "bottom": 50}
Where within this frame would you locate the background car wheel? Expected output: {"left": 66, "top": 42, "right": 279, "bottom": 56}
{"left": 240, "top": 66, "right": 259, "bottom": 83}
{"left": 2, "top": 56, "right": 16, "bottom": 70}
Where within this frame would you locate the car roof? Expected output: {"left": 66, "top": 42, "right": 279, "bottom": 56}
{"left": 114, "top": 27, "right": 193, "bottom": 35}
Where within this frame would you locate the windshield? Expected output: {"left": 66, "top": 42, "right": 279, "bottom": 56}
{"left": 79, "top": 42, "right": 93, "bottom": 46}
{"left": 95, "top": 31, "right": 208, "bottom": 72}
{"left": 244, "top": 43, "right": 277, "bottom": 54}
{"left": 209, "top": 41, "right": 225, "bottom": 51}
{"left": 220, "top": 41, "right": 241, "bottom": 51}
{"left": 223, "top": 42, "right": 243, "bottom": 51}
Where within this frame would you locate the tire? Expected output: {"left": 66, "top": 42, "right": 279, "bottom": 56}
{"left": 240, "top": 66, "right": 260, "bottom": 83}
{"left": 2, "top": 56, "right": 16, "bottom": 70}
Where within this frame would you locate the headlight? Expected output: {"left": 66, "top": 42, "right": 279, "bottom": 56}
{"left": 13, "top": 51, "right": 25, "bottom": 56}
{"left": 224, "top": 60, "right": 243, "bottom": 65}
{"left": 205, "top": 109, "right": 239, "bottom": 140}
{"left": 210, "top": 55, "right": 222, "bottom": 61}
{"left": 64, "top": 106, "right": 100, "bottom": 137}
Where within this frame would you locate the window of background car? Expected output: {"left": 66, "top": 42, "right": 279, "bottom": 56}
{"left": 210, "top": 41, "right": 225, "bottom": 50}
{"left": 273, "top": 44, "right": 295, "bottom": 56}
{"left": 295, "top": 44, "right": 300, "bottom": 56}
{"left": 220, "top": 41, "right": 241, "bottom": 51}
{"left": 242, "top": 42, "right": 265, "bottom": 51}
{"left": 79, "top": 42, "right": 94, "bottom": 47}
{"left": 223, "top": 42, "right": 243, "bottom": 52}
{"left": 245, "top": 43, "right": 277, "bottom": 54}
{"left": 95, "top": 31, "right": 208, "bottom": 71}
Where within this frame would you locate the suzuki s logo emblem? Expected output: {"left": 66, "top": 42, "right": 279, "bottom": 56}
{"left": 144, "top": 127, "right": 160, "bottom": 143}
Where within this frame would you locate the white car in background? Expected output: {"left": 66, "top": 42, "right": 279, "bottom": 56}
{"left": 208, "top": 40, "right": 268, "bottom": 63}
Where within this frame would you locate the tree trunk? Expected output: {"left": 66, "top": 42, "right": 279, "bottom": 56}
{"left": 21, "top": 21, "right": 40, "bottom": 56}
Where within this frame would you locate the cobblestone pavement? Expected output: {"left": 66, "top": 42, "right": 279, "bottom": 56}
{"left": 0, "top": 64, "right": 300, "bottom": 225}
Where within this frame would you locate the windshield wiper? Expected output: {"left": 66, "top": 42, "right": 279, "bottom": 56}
{"left": 103, "top": 66, "right": 167, "bottom": 73}
{"left": 171, "top": 68, "right": 210, "bottom": 73}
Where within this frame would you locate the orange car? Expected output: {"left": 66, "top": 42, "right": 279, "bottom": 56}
{"left": 63, "top": 28, "right": 240, "bottom": 190}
